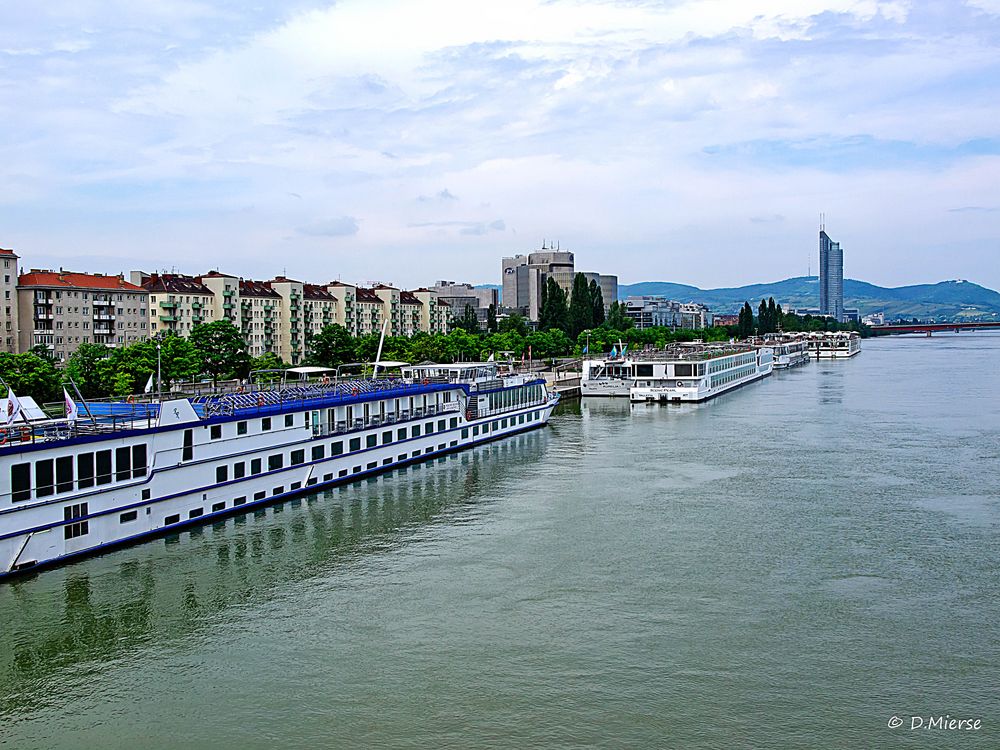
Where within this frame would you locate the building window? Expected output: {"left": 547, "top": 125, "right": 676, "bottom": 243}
{"left": 64, "top": 502, "right": 89, "bottom": 539}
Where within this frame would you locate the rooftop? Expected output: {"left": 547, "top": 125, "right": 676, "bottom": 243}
{"left": 20, "top": 269, "right": 145, "bottom": 291}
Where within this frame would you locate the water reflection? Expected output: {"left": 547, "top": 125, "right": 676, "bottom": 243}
{"left": 0, "top": 431, "right": 548, "bottom": 715}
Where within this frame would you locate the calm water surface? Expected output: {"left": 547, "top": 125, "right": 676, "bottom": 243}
{"left": 1, "top": 334, "right": 999, "bottom": 749}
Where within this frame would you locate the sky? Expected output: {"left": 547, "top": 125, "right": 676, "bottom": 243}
{"left": 1, "top": 0, "right": 999, "bottom": 290}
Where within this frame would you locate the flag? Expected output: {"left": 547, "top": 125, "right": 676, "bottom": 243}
{"left": 3, "top": 388, "right": 22, "bottom": 425}
{"left": 144, "top": 373, "right": 154, "bottom": 394}
{"left": 610, "top": 346, "right": 618, "bottom": 359}
{"left": 64, "top": 388, "right": 79, "bottom": 424}
{"left": 582, "top": 344, "right": 588, "bottom": 354}
{"left": 487, "top": 352, "right": 494, "bottom": 362}
{"left": 621, "top": 344, "right": 628, "bottom": 356}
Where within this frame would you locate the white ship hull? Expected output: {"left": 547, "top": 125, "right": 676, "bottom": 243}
{"left": 629, "top": 346, "right": 773, "bottom": 403}
{"left": 1, "top": 372, "right": 557, "bottom": 579}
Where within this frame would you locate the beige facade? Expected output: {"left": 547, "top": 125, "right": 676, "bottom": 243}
{"left": 1, "top": 248, "right": 18, "bottom": 353}
{"left": 131, "top": 272, "right": 216, "bottom": 338}
{"left": 239, "top": 279, "right": 282, "bottom": 359}
{"left": 303, "top": 284, "right": 336, "bottom": 343}
{"left": 411, "top": 289, "right": 450, "bottom": 334}
{"left": 325, "top": 282, "right": 358, "bottom": 335}
{"left": 18, "top": 270, "right": 149, "bottom": 362}
{"left": 266, "top": 277, "right": 307, "bottom": 364}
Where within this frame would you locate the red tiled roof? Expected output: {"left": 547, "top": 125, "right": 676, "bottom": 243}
{"left": 355, "top": 287, "right": 381, "bottom": 303}
{"left": 399, "top": 291, "right": 422, "bottom": 305}
{"left": 0, "top": 248, "right": 18, "bottom": 257}
{"left": 437, "top": 299, "right": 451, "bottom": 306}
{"left": 303, "top": 283, "right": 335, "bottom": 301}
{"left": 19, "top": 269, "right": 145, "bottom": 291}
{"left": 240, "top": 279, "right": 281, "bottom": 298}
{"left": 141, "top": 273, "right": 213, "bottom": 295}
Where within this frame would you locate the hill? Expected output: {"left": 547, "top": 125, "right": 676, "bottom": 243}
{"left": 616, "top": 277, "right": 1000, "bottom": 321}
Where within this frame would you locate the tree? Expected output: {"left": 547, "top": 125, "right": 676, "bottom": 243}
{"left": 758, "top": 299, "right": 768, "bottom": 335}
{"left": 538, "top": 277, "right": 568, "bottom": 334}
{"left": 0, "top": 352, "right": 61, "bottom": 404}
{"left": 605, "top": 300, "right": 632, "bottom": 331}
{"left": 589, "top": 279, "right": 605, "bottom": 326}
{"left": 190, "top": 321, "right": 250, "bottom": 384}
{"left": 65, "top": 343, "right": 113, "bottom": 398}
{"left": 568, "top": 272, "right": 595, "bottom": 339}
{"left": 486, "top": 303, "right": 498, "bottom": 333}
{"left": 737, "top": 301, "right": 755, "bottom": 339}
{"left": 767, "top": 298, "right": 777, "bottom": 333}
{"left": 454, "top": 304, "right": 480, "bottom": 334}
{"left": 308, "top": 324, "right": 355, "bottom": 367}
{"left": 251, "top": 352, "right": 284, "bottom": 372}
{"left": 499, "top": 312, "right": 529, "bottom": 336}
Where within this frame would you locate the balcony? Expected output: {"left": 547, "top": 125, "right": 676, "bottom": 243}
{"left": 159, "top": 315, "right": 178, "bottom": 323}
{"left": 94, "top": 326, "right": 113, "bottom": 335}
{"left": 93, "top": 313, "right": 115, "bottom": 321}
{"left": 35, "top": 312, "right": 54, "bottom": 321}
{"left": 159, "top": 300, "right": 178, "bottom": 309}
{"left": 192, "top": 315, "right": 205, "bottom": 323}
{"left": 223, "top": 302, "right": 235, "bottom": 309}
{"left": 191, "top": 301, "right": 203, "bottom": 309}
{"left": 35, "top": 296, "right": 54, "bottom": 305}
{"left": 223, "top": 289, "right": 235, "bottom": 297}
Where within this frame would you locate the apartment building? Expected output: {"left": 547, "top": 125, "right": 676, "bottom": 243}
{"left": 239, "top": 279, "right": 282, "bottom": 358}
{"left": 303, "top": 284, "right": 336, "bottom": 343}
{"left": 132, "top": 272, "right": 216, "bottom": 337}
{"left": 410, "top": 289, "right": 450, "bottom": 334}
{"left": 1, "top": 248, "right": 18, "bottom": 353}
{"left": 18, "top": 270, "right": 149, "bottom": 361}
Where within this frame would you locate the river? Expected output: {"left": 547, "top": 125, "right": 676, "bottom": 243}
{"left": 1, "top": 333, "right": 998, "bottom": 748}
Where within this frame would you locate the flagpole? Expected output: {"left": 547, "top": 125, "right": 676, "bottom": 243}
{"left": 67, "top": 377, "right": 97, "bottom": 427}
{"left": 157, "top": 341, "right": 162, "bottom": 403}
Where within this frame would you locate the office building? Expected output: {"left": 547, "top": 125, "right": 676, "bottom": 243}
{"left": 819, "top": 225, "right": 845, "bottom": 322}
{"left": 501, "top": 247, "right": 617, "bottom": 321}
{"left": 623, "top": 297, "right": 713, "bottom": 330}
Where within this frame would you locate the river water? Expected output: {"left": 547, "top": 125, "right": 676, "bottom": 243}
{"left": 1, "top": 333, "right": 999, "bottom": 749}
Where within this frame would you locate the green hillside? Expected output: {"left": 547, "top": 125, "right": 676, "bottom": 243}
{"left": 616, "top": 277, "right": 1000, "bottom": 321}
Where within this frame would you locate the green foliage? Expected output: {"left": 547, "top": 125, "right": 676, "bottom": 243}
{"left": 189, "top": 321, "right": 251, "bottom": 383}
{"left": 499, "top": 313, "right": 528, "bottom": 336}
{"left": 452, "top": 304, "right": 480, "bottom": 334}
{"left": 65, "top": 343, "right": 113, "bottom": 398}
{"left": 486, "top": 303, "right": 498, "bottom": 333}
{"left": 307, "top": 324, "right": 356, "bottom": 367}
{"left": 568, "top": 273, "right": 595, "bottom": 339}
{"left": 589, "top": 279, "right": 605, "bottom": 326}
{"left": 0, "top": 352, "right": 62, "bottom": 404}
{"left": 538, "top": 277, "right": 568, "bottom": 333}
{"left": 605, "top": 301, "right": 632, "bottom": 331}
{"left": 250, "top": 351, "right": 285, "bottom": 372}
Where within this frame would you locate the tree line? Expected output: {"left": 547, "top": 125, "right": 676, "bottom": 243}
{"left": 735, "top": 297, "right": 869, "bottom": 338}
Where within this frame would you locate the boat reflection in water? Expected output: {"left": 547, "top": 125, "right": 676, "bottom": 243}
{"left": 0, "top": 429, "right": 549, "bottom": 716}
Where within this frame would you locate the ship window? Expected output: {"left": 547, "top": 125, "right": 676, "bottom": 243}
{"left": 96, "top": 450, "right": 113, "bottom": 484}
{"left": 367, "top": 461, "right": 377, "bottom": 469}
{"left": 212, "top": 502, "right": 225, "bottom": 512}
{"left": 411, "top": 426, "right": 419, "bottom": 438}
{"left": 291, "top": 449, "right": 305, "bottom": 466}
{"left": 237, "top": 421, "right": 248, "bottom": 435}
{"left": 397, "top": 428, "right": 406, "bottom": 441}
{"left": 352, "top": 466, "right": 361, "bottom": 473}
{"left": 261, "top": 417, "right": 271, "bottom": 431}
{"left": 383, "top": 458, "right": 392, "bottom": 465}
{"left": 189, "top": 508, "right": 204, "bottom": 519}
{"left": 132, "top": 445, "right": 147, "bottom": 477}
{"left": 234, "top": 496, "right": 247, "bottom": 506}
{"left": 635, "top": 364, "right": 654, "bottom": 377}
{"left": 11, "top": 463, "right": 31, "bottom": 502}
{"left": 438, "top": 419, "right": 445, "bottom": 431}
{"left": 339, "top": 469, "right": 348, "bottom": 477}
{"left": 142, "top": 489, "right": 151, "bottom": 500}
{"left": 425, "top": 447, "right": 433, "bottom": 454}
{"left": 35, "top": 459, "right": 55, "bottom": 497}
{"left": 116, "top": 447, "right": 131, "bottom": 481}
{"left": 291, "top": 482, "right": 301, "bottom": 490}
{"left": 251, "top": 458, "right": 262, "bottom": 474}
{"left": 312, "top": 445, "right": 325, "bottom": 461}
{"left": 56, "top": 456, "right": 74, "bottom": 493}
{"left": 450, "top": 417, "right": 458, "bottom": 429}
{"left": 473, "top": 426, "right": 479, "bottom": 436}
{"left": 450, "top": 440, "right": 457, "bottom": 447}
{"left": 182, "top": 430, "right": 193, "bottom": 461}
{"left": 120, "top": 510, "right": 138, "bottom": 523}
{"left": 268, "top": 454, "right": 283, "bottom": 471}
{"left": 461, "top": 428, "right": 469, "bottom": 439}
{"left": 349, "top": 437, "right": 361, "bottom": 452}
{"left": 412, "top": 450, "right": 420, "bottom": 457}
{"left": 254, "top": 491, "right": 265, "bottom": 501}
{"left": 216, "top": 466, "right": 228, "bottom": 483}
{"left": 382, "top": 431, "right": 392, "bottom": 445}
{"left": 323, "top": 474, "right": 333, "bottom": 482}
{"left": 77, "top": 454, "right": 94, "bottom": 489}
{"left": 366, "top": 435, "right": 377, "bottom": 448}
{"left": 234, "top": 462, "right": 245, "bottom": 479}
{"left": 64, "top": 502, "right": 89, "bottom": 539}
{"left": 210, "top": 425, "right": 222, "bottom": 440}
{"left": 675, "top": 364, "right": 693, "bottom": 377}
{"left": 331, "top": 441, "right": 343, "bottom": 456}
{"left": 398, "top": 454, "right": 407, "bottom": 462}
{"left": 425, "top": 423, "right": 433, "bottom": 435}
{"left": 165, "top": 514, "right": 180, "bottom": 525}
{"left": 284, "top": 414, "right": 294, "bottom": 428}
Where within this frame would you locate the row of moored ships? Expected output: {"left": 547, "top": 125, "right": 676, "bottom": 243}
{"left": 582, "top": 331, "right": 861, "bottom": 400}
{"left": 0, "top": 363, "right": 559, "bottom": 579}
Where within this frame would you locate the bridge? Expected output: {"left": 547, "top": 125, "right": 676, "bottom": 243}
{"left": 870, "top": 321, "right": 1000, "bottom": 336}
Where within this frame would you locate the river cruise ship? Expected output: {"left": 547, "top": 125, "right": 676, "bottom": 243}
{"left": 629, "top": 344, "right": 773, "bottom": 403}
{"left": 809, "top": 332, "right": 861, "bottom": 359}
{"left": 580, "top": 357, "right": 635, "bottom": 397}
{"left": 0, "top": 363, "right": 558, "bottom": 579}
{"left": 758, "top": 334, "right": 812, "bottom": 369}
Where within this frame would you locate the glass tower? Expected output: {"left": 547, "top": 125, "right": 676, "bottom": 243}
{"left": 819, "top": 229, "right": 844, "bottom": 322}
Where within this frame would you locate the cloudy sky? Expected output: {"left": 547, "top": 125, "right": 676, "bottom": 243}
{"left": 1, "top": 0, "right": 998, "bottom": 290}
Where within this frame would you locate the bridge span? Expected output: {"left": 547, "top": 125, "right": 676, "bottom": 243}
{"left": 871, "top": 321, "right": 1000, "bottom": 336}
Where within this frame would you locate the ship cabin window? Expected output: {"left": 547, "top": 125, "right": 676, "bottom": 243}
{"left": 349, "top": 437, "right": 361, "bottom": 452}
{"left": 425, "top": 423, "right": 433, "bottom": 435}
{"left": 635, "top": 364, "right": 654, "bottom": 377}
{"left": 284, "top": 414, "right": 294, "bottom": 428}
{"left": 216, "top": 466, "right": 228, "bottom": 483}
{"left": 35, "top": 459, "right": 55, "bottom": 498}
{"left": 210, "top": 425, "right": 222, "bottom": 440}
{"left": 64, "top": 502, "right": 89, "bottom": 539}
{"left": 120, "top": 510, "right": 138, "bottom": 524}
{"left": 11, "top": 463, "right": 31, "bottom": 502}
{"left": 339, "top": 468, "right": 348, "bottom": 477}
{"left": 237, "top": 421, "right": 248, "bottom": 435}
{"left": 312, "top": 445, "right": 324, "bottom": 461}
{"left": 366, "top": 435, "right": 377, "bottom": 449}
{"left": 165, "top": 514, "right": 180, "bottom": 525}
{"left": 268, "top": 454, "right": 283, "bottom": 471}
{"left": 95, "top": 450, "right": 113, "bottom": 485}
{"left": 450, "top": 417, "right": 458, "bottom": 429}
{"left": 56, "top": 456, "right": 74, "bottom": 493}
{"left": 77, "top": 454, "right": 94, "bottom": 489}
{"left": 133, "top": 445, "right": 147, "bottom": 477}
{"left": 367, "top": 461, "right": 377, "bottom": 470}
{"left": 382, "top": 431, "right": 392, "bottom": 445}
{"left": 182, "top": 430, "right": 193, "bottom": 461}
{"left": 291, "top": 482, "right": 301, "bottom": 491}
{"left": 189, "top": 508, "right": 203, "bottom": 519}
{"left": 234, "top": 462, "right": 245, "bottom": 479}
{"left": 411, "top": 426, "right": 419, "bottom": 438}
{"left": 397, "top": 428, "right": 406, "bottom": 441}
{"left": 331, "top": 441, "right": 343, "bottom": 456}
{"left": 352, "top": 466, "right": 361, "bottom": 474}
{"left": 254, "top": 491, "right": 265, "bottom": 501}
{"left": 212, "top": 502, "right": 225, "bottom": 512}
{"left": 674, "top": 364, "right": 693, "bottom": 377}
{"left": 115, "top": 447, "right": 131, "bottom": 481}
{"left": 234, "top": 497, "right": 247, "bottom": 506}
{"left": 251, "top": 458, "right": 262, "bottom": 474}
{"left": 462, "top": 428, "right": 469, "bottom": 439}
{"left": 290, "top": 449, "right": 305, "bottom": 466}
{"left": 437, "top": 419, "right": 445, "bottom": 431}
{"left": 262, "top": 417, "right": 272, "bottom": 431}
{"left": 142, "top": 489, "right": 151, "bottom": 500}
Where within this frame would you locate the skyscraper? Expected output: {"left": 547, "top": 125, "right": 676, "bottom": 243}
{"left": 819, "top": 225, "right": 844, "bottom": 322}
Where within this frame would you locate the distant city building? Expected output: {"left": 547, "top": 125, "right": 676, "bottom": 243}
{"left": 430, "top": 280, "right": 497, "bottom": 329}
{"left": 20, "top": 269, "right": 149, "bottom": 362}
{"left": 501, "top": 246, "right": 617, "bottom": 321}
{"left": 624, "top": 296, "right": 713, "bottom": 330}
{"left": 862, "top": 312, "right": 885, "bottom": 326}
{"left": 1, "top": 248, "right": 18, "bottom": 354}
{"left": 713, "top": 313, "right": 739, "bottom": 327}
{"left": 819, "top": 225, "right": 845, "bottom": 322}
{"left": 131, "top": 272, "right": 216, "bottom": 339}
